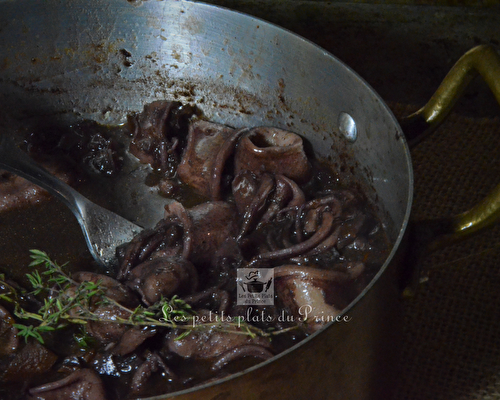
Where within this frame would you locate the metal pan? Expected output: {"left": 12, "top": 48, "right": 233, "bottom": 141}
{"left": 0, "top": 1, "right": 498, "bottom": 399}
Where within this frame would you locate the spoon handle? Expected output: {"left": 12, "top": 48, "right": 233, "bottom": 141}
{"left": 0, "top": 135, "right": 85, "bottom": 218}
{"left": 0, "top": 135, "right": 143, "bottom": 269}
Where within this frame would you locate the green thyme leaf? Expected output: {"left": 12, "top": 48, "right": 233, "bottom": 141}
{"left": 2, "top": 250, "right": 299, "bottom": 347}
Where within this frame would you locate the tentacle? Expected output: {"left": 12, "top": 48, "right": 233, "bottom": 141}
{"left": 211, "top": 345, "right": 274, "bottom": 371}
{"left": 236, "top": 174, "right": 275, "bottom": 242}
{"left": 248, "top": 211, "right": 335, "bottom": 266}
{"left": 130, "top": 351, "right": 175, "bottom": 394}
{"left": 257, "top": 175, "right": 292, "bottom": 227}
{"left": 289, "top": 194, "right": 342, "bottom": 243}
{"left": 29, "top": 369, "right": 107, "bottom": 400}
{"left": 210, "top": 127, "right": 251, "bottom": 201}
{"left": 305, "top": 224, "right": 341, "bottom": 256}
{"left": 118, "top": 219, "right": 180, "bottom": 280}
{"left": 164, "top": 201, "right": 193, "bottom": 260}
{"left": 276, "top": 175, "right": 306, "bottom": 209}
{"left": 302, "top": 194, "right": 342, "bottom": 215}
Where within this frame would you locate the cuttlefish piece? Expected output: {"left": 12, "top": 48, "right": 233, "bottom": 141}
{"left": 165, "top": 321, "right": 273, "bottom": 370}
{"left": 128, "top": 100, "right": 179, "bottom": 173}
{"left": 274, "top": 264, "right": 364, "bottom": 333}
{"left": 127, "top": 256, "right": 198, "bottom": 306}
{"left": 234, "top": 127, "right": 312, "bottom": 184}
{"left": 0, "top": 306, "right": 18, "bottom": 356}
{"left": 187, "top": 201, "right": 239, "bottom": 266}
{"left": 28, "top": 369, "right": 107, "bottom": 400}
{"left": 177, "top": 120, "right": 235, "bottom": 198}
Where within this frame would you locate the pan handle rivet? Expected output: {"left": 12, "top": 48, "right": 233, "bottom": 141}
{"left": 338, "top": 112, "right": 357, "bottom": 142}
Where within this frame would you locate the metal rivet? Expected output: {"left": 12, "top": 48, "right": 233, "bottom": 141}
{"left": 338, "top": 112, "right": 357, "bottom": 142}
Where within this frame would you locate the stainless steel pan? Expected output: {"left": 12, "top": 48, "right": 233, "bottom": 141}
{"left": 0, "top": 1, "right": 498, "bottom": 399}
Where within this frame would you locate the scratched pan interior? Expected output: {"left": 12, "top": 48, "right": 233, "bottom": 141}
{"left": 0, "top": 0, "right": 413, "bottom": 399}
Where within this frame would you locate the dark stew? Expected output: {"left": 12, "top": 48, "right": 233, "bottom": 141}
{"left": 0, "top": 101, "right": 391, "bottom": 400}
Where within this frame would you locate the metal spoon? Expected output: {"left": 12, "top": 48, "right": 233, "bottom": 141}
{"left": 0, "top": 135, "right": 143, "bottom": 269}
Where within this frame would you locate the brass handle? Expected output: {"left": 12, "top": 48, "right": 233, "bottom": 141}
{"left": 400, "top": 45, "right": 500, "bottom": 294}
{"left": 401, "top": 45, "right": 500, "bottom": 144}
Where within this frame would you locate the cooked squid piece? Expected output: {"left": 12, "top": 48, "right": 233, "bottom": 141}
{"left": 28, "top": 369, "right": 107, "bottom": 400}
{"left": 130, "top": 351, "right": 176, "bottom": 394}
{"left": 126, "top": 256, "right": 198, "bottom": 306}
{"left": 64, "top": 273, "right": 157, "bottom": 356}
{"left": 164, "top": 322, "right": 274, "bottom": 372}
{"left": 234, "top": 127, "right": 312, "bottom": 184}
{"left": 128, "top": 100, "right": 198, "bottom": 176}
{"left": 0, "top": 306, "right": 18, "bottom": 356}
{"left": 118, "top": 200, "right": 239, "bottom": 279}
{"left": 180, "top": 201, "right": 239, "bottom": 266}
{"left": 177, "top": 120, "right": 236, "bottom": 198}
{"left": 0, "top": 101, "right": 391, "bottom": 400}
{"left": 0, "top": 338, "right": 57, "bottom": 385}
{"left": 274, "top": 263, "right": 365, "bottom": 332}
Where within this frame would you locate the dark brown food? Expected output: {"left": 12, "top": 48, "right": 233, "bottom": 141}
{"left": 0, "top": 101, "right": 391, "bottom": 400}
{"left": 28, "top": 369, "right": 107, "bottom": 400}
{"left": 128, "top": 100, "right": 199, "bottom": 176}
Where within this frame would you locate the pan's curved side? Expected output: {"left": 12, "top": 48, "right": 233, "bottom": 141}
{"left": 0, "top": 1, "right": 413, "bottom": 399}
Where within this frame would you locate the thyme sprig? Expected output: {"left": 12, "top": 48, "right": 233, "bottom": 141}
{"left": 0, "top": 250, "right": 298, "bottom": 345}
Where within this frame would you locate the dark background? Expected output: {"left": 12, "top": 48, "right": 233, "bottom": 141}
{"left": 198, "top": 1, "right": 500, "bottom": 118}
